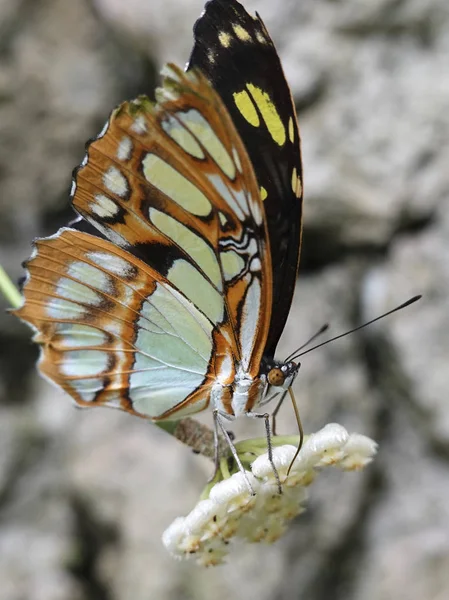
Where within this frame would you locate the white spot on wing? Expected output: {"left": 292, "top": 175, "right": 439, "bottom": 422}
{"left": 47, "top": 298, "right": 87, "bottom": 319}
{"left": 240, "top": 278, "right": 261, "bottom": 370}
{"left": 206, "top": 173, "right": 246, "bottom": 220}
{"left": 217, "top": 353, "right": 233, "bottom": 384}
{"left": 103, "top": 166, "right": 128, "bottom": 197}
{"left": 249, "top": 193, "right": 263, "bottom": 226}
{"left": 67, "top": 262, "right": 113, "bottom": 294}
{"left": 89, "top": 221, "right": 128, "bottom": 248}
{"left": 117, "top": 136, "right": 133, "bottom": 161}
{"left": 62, "top": 350, "right": 109, "bottom": 377}
{"left": 232, "top": 147, "right": 243, "bottom": 173}
{"left": 87, "top": 252, "right": 135, "bottom": 277}
{"left": 55, "top": 323, "right": 108, "bottom": 348}
{"left": 250, "top": 257, "right": 261, "bottom": 273}
{"left": 69, "top": 377, "right": 105, "bottom": 403}
{"left": 55, "top": 277, "right": 103, "bottom": 306}
{"left": 91, "top": 194, "right": 119, "bottom": 219}
{"left": 131, "top": 115, "right": 147, "bottom": 134}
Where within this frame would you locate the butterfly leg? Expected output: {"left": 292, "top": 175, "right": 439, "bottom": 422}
{"left": 209, "top": 410, "right": 221, "bottom": 483}
{"left": 213, "top": 409, "right": 255, "bottom": 495}
{"left": 247, "top": 411, "right": 282, "bottom": 494}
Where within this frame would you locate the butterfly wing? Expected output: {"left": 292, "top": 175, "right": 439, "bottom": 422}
{"left": 14, "top": 229, "right": 218, "bottom": 419}
{"left": 15, "top": 65, "right": 272, "bottom": 419}
{"left": 188, "top": 0, "right": 303, "bottom": 357}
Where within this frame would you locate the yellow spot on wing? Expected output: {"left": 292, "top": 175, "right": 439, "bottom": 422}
{"left": 142, "top": 153, "right": 211, "bottom": 216}
{"left": 260, "top": 186, "right": 268, "bottom": 201}
{"left": 233, "top": 90, "right": 260, "bottom": 127}
{"left": 288, "top": 117, "right": 295, "bottom": 143}
{"left": 246, "top": 84, "right": 286, "bottom": 146}
{"left": 233, "top": 24, "right": 251, "bottom": 41}
{"left": 291, "top": 167, "right": 297, "bottom": 194}
{"left": 219, "top": 31, "right": 232, "bottom": 47}
{"left": 291, "top": 167, "right": 302, "bottom": 197}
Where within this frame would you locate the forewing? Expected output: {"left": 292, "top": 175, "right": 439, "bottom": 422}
{"left": 72, "top": 64, "right": 272, "bottom": 374}
{"left": 188, "top": 0, "right": 303, "bottom": 357}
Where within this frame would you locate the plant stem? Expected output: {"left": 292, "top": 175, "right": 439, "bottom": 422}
{"left": 0, "top": 266, "right": 22, "bottom": 309}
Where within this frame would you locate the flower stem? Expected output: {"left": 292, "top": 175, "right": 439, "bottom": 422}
{"left": 0, "top": 265, "right": 22, "bottom": 309}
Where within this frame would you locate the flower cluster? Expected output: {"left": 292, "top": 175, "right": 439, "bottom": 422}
{"left": 162, "top": 423, "right": 377, "bottom": 566}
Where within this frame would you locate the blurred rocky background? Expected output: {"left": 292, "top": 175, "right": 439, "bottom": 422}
{"left": 0, "top": 0, "right": 448, "bottom": 598}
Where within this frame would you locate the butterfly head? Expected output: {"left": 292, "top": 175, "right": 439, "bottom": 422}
{"left": 266, "top": 360, "right": 300, "bottom": 390}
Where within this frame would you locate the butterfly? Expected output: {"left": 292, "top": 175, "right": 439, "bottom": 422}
{"left": 14, "top": 0, "right": 303, "bottom": 448}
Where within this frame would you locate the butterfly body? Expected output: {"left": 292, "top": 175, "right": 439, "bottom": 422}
{"left": 14, "top": 0, "right": 303, "bottom": 428}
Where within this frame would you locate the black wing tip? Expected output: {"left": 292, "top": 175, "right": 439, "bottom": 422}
{"left": 191, "top": 0, "right": 259, "bottom": 42}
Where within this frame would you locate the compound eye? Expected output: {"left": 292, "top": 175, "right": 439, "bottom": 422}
{"left": 267, "top": 367, "right": 285, "bottom": 387}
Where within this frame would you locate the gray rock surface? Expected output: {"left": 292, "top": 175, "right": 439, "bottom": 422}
{"left": 1, "top": 0, "right": 448, "bottom": 599}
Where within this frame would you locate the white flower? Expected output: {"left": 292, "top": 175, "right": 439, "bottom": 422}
{"left": 300, "top": 423, "right": 350, "bottom": 467}
{"left": 162, "top": 423, "right": 377, "bottom": 565}
{"left": 251, "top": 444, "right": 297, "bottom": 482}
{"left": 161, "top": 517, "right": 186, "bottom": 559}
{"left": 184, "top": 498, "right": 219, "bottom": 537}
{"left": 339, "top": 433, "right": 378, "bottom": 470}
{"left": 209, "top": 471, "right": 259, "bottom": 509}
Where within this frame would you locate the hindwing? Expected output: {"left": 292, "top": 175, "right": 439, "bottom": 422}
{"left": 15, "top": 230, "right": 217, "bottom": 419}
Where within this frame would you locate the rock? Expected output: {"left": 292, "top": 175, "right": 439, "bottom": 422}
{"left": 2, "top": 0, "right": 449, "bottom": 599}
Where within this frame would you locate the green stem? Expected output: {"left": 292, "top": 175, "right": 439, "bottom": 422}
{"left": 235, "top": 434, "right": 305, "bottom": 455}
{"left": 0, "top": 265, "right": 22, "bottom": 309}
{"left": 220, "top": 455, "right": 231, "bottom": 479}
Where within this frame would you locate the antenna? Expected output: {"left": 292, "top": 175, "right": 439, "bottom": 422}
{"left": 289, "top": 295, "right": 421, "bottom": 362}
{"left": 284, "top": 323, "right": 329, "bottom": 362}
